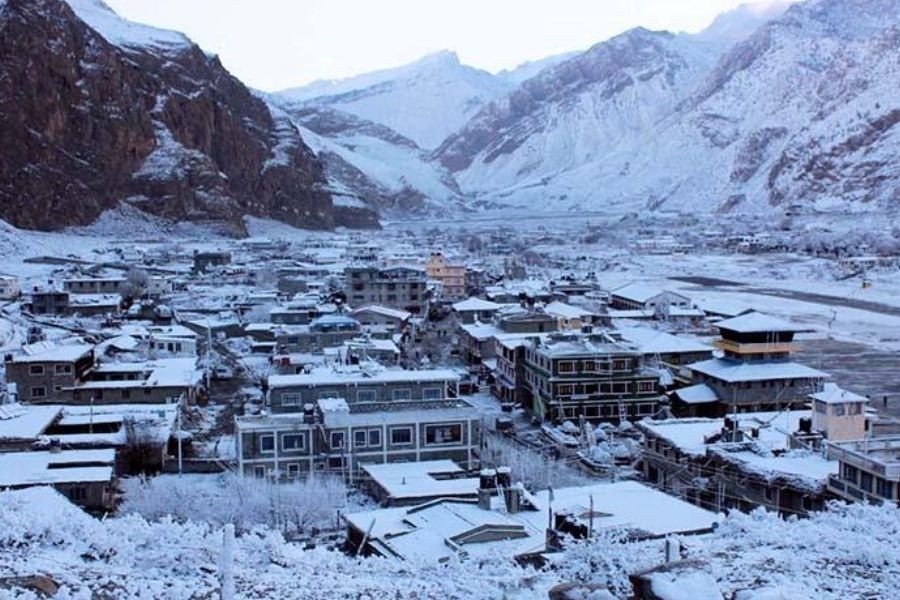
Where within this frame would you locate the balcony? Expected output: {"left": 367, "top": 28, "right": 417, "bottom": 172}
{"left": 714, "top": 339, "right": 799, "bottom": 355}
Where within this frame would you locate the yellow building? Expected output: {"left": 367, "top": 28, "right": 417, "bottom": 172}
{"left": 426, "top": 253, "right": 467, "bottom": 302}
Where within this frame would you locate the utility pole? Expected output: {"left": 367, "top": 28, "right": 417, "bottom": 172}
{"left": 176, "top": 394, "right": 184, "bottom": 476}
{"left": 220, "top": 523, "right": 235, "bottom": 600}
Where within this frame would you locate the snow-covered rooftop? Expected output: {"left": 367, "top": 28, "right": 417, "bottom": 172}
{"left": 714, "top": 311, "right": 812, "bottom": 334}
{"left": 689, "top": 358, "right": 828, "bottom": 383}
{"left": 0, "top": 448, "right": 115, "bottom": 487}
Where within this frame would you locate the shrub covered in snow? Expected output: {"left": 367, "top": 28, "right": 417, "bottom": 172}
{"left": 120, "top": 473, "right": 362, "bottom": 535}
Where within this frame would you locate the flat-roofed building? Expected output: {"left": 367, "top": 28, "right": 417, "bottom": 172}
{"left": 267, "top": 364, "right": 459, "bottom": 413}
{"left": 235, "top": 397, "right": 480, "bottom": 477}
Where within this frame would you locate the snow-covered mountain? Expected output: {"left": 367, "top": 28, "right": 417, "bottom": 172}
{"left": 269, "top": 101, "right": 464, "bottom": 215}
{"left": 277, "top": 51, "right": 513, "bottom": 150}
{"left": 433, "top": 0, "right": 899, "bottom": 216}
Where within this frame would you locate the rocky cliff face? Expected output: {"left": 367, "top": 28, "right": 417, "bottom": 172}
{"left": 0, "top": 0, "right": 377, "bottom": 233}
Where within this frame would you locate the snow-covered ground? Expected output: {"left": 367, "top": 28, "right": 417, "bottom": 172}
{"left": 3, "top": 486, "right": 900, "bottom": 599}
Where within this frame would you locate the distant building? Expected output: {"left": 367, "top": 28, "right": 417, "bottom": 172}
{"left": 192, "top": 251, "right": 232, "bottom": 273}
{"left": 426, "top": 253, "right": 467, "bottom": 302}
{"left": 610, "top": 283, "right": 691, "bottom": 312}
{"left": 274, "top": 314, "right": 362, "bottom": 353}
{"left": 26, "top": 287, "right": 69, "bottom": 315}
{"left": 0, "top": 275, "right": 20, "bottom": 300}
{"left": 345, "top": 265, "right": 428, "bottom": 315}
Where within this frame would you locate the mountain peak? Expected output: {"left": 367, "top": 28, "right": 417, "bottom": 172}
{"left": 695, "top": 1, "right": 791, "bottom": 45}
{"left": 63, "top": 0, "right": 190, "bottom": 53}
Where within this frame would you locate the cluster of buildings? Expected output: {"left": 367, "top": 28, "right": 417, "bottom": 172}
{"left": 1, "top": 227, "right": 898, "bottom": 568}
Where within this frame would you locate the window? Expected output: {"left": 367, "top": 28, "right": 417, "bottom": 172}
{"left": 286, "top": 463, "right": 300, "bottom": 478}
{"left": 814, "top": 401, "right": 827, "bottom": 414}
{"left": 558, "top": 361, "right": 574, "bottom": 373}
{"left": 425, "top": 423, "right": 463, "bottom": 446}
{"left": 29, "top": 365, "right": 45, "bottom": 376}
{"left": 354, "top": 429, "right": 368, "bottom": 448}
{"left": 31, "top": 386, "right": 47, "bottom": 399}
{"left": 422, "top": 387, "right": 442, "bottom": 400}
{"left": 253, "top": 466, "right": 266, "bottom": 478}
{"left": 392, "top": 389, "right": 411, "bottom": 401}
{"left": 612, "top": 382, "right": 627, "bottom": 394}
{"left": 330, "top": 431, "right": 346, "bottom": 450}
{"left": 638, "top": 381, "right": 655, "bottom": 393}
{"left": 613, "top": 359, "right": 628, "bottom": 371}
{"left": 583, "top": 360, "right": 597, "bottom": 372}
{"left": 282, "top": 434, "right": 305, "bottom": 452}
{"left": 259, "top": 435, "right": 275, "bottom": 453}
{"left": 860, "top": 471, "right": 874, "bottom": 493}
{"left": 357, "top": 389, "right": 377, "bottom": 402}
{"left": 876, "top": 477, "right": 894, "bottom": 500}
{"left": 842, "top": 463, "right": 859, "bottom": 483}
{"left": 833, "top": 403, "right": 846, "bottom": 417}
{"left": 368, "top": 429, "right": 381, "bottom": 447}
{"left": 318, "top": 390, "right": 340, "bottom": 399}
{"left": 282, "top": 393, "right": 301, "bottom": 406}
{"left": 558, "top": 384, "right": 573, "bottom": 395}
{"left": 54, "top": 364, "right": 72, "bottom": 375}
{"left": 390, "top": 427, "right": 413, "bottom": 446}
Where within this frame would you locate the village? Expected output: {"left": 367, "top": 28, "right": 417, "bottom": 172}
{"left": 1, "top": 213, "right": 900, "bottom": 598}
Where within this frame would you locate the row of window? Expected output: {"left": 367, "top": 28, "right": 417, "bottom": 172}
{"left": 279, "top": 386, "right": 444, "bottom": 405}
{"left": 256, "top": 423, "right": 465, "bottom": 454}
{"left": 841, "top": 463, "right": 896, "bottom": 499}
{"left": 27, "top": 364, "right": 73, "bottom": 376}
{"left": 556, "top": 381, "right": 656, "bottom": 396}
{"left": 557, "top": 359, "right": 630, "bottom": 373}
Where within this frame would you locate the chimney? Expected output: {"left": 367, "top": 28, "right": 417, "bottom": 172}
{"left": 496, "top": 466, "right": 511, "bottom": 489}
{"left": 477, "top": 468, "right": 496, "bottom": 510}
{"left": 504, "top": 484, "right": 522, "bottom": 514}
{"left": 49, "top": 438, "right": 62, "bottom": 454}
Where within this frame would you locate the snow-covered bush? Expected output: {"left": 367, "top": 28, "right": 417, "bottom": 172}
{"left": 481, "top": 435, "right": 590, "bottom": 490}
{"left": 120, "top": 473, "right": 360, "bottom": 535}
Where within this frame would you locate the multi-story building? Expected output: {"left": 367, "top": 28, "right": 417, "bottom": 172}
{"left": 426, "top": 253, "right": 467, "bottom": 302}
{"left": 345, "top": 266, "right": 428, "bottom": 315}
{"left": 523, "top": 332, "right": 662, "bottom": 422}
{"left": 235, "top": 397, "right": 480, "bottom": 477}
{"left": 63, "top": 278, "right": 127, "bottom": 295}
{"left": 5, "top": 342, "right": 95, "bottom": 404}
{"left": 26, "top": 287, "right": 70, "bottom": 315}
{"left": 274, "top": 314, "right": 362, "bottom": 353}
{"left": 686, "top": 312, "right": 827, "bottom": 414}
{"left": 267, "top": 365, "right": 459, "bottom": 413}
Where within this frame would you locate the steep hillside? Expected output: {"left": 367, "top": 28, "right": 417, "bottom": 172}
{"left": 0, "top": 0, "right": 377, "bottom": 233}
{"left": 270, "top": 102, "right": 464, "bottom": 215}
{"left": 434, "top": 28, "right": 723, "bottom": 194}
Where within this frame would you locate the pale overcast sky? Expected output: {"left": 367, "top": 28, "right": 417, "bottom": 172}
{"left": 105, "top": 0, "right": 768, "bottom": 91}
